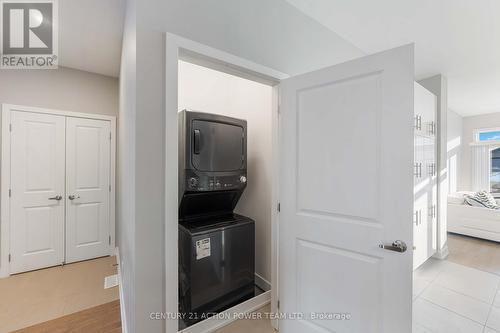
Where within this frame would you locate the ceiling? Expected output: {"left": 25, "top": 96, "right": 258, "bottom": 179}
{"left": 59, "top": 0, "right": 125, "bottom": 77}
{"left": 285, "top": 0, "right": 500, "bottom": 117}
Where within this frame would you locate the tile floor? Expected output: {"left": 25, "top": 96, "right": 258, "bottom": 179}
{"left": 0, "top": 256, "right": 119, "bottom": 333}
{"left": 216, "top": 234, "right": 500, "bottom": 333}
{"left": 413, "top": 258, "right": 500, "bottom": 333}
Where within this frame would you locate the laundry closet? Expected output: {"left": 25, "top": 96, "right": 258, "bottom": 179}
{"left": 177, "top": 60, "right": 275, "bottom": 329}
{"left": 1, "top": 105, "right": 116, "bottom": 276}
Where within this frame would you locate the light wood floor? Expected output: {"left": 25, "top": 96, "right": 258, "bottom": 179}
{"left": 447, "top": 232, "right": 500, "bottom": 275}
{"left": 11, "top": 300, "right": 121, "bottom": 333}
{"left": 0, "top": 256, "right": 119, "bottom": 333}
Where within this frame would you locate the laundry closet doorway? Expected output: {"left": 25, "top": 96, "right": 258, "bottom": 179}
{"left": 0, "top": 104, "right": 116, "bottom": 276}
{"left": 166, "top": 34, "right": 415, "bottom": 333}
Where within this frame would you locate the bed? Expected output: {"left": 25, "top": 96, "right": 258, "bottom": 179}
{"left": 448, "top": 191, "right": 500, "bottom": 242}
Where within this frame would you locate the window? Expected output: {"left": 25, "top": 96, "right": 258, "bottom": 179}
{"left": 478, "top": 130, "right": 500, "bottom": 142}
{"left": 492, "top": 147, "right": 500, "bottom": 194}
{"left": 472, "top": 129, "right": 500, "bottom": 195}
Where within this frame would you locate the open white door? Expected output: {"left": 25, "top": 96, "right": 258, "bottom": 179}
{"left": 65, "top": 117, "right": 111, "bottom": 263}
{"left": 10, "top": 111, "right": 65, "bottom": 273}
{"left": 279, "top": 45, "right": 414, "bottom": 333}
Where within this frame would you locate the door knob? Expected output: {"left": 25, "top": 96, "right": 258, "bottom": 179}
{"left": 379, "top": 240, "right": 407, "bottom": 253}
{"left": 48, "top": 195, "right": 62, "bottom": 201}
{"left": 68, "top": 195, "right": 80, "bottom": 200}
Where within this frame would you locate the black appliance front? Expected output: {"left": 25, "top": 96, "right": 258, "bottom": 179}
{"left": 179, "top": 214, "right": 255, "bottom": 322}
{"left": 178, "top": 110, "right": 247, "bottom": 220}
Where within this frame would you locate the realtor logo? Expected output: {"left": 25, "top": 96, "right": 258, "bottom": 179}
{"left": 0, "top": 0, "right": 58, "bottom": 69}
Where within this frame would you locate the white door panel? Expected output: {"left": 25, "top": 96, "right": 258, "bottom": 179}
{"left": 10, "top": 111, "right": 65, "bottom": 273}
{"left": 65, "top": 117, "right": 111, "bottom": 263}
{"left": 279, "top": 45, "right": 414, "bottom": 332}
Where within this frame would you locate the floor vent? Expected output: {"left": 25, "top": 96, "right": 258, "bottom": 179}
{"left": 104, "top": 274, "right": 119, "bottom": 289}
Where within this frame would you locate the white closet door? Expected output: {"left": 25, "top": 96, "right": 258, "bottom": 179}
{"left": 10, "top": 111, "right": 65, "bottom": 273}
{"left": 427, "top": 136, "right": 438, "bottom": 258}
{"left": 65, "top": 117, "right": 111, "bottom": 263}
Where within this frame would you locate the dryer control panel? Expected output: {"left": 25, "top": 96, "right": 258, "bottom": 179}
{"left": 185, "top": 171, "right": 247, "bottom": 192}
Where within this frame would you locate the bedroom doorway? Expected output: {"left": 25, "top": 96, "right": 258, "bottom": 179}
{"left": 411, "top": 87, "right": 500, "bottom": 332}
{"left": 413, "top": 186, "right": 500, "bottom": 331}
{"left": 412, "top": 233, "right": 500, "bottom": 333}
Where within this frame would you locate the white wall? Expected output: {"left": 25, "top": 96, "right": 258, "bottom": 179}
{"left": 447, "top": 109, "right": 463, "bottom": 193}
{"left": 0, "top": 67, "right": 118, "bottom": 116}
{"left": 118, "top": 0, "right": 136, "bottom": 332}
{"left": 461, "top": 112, "right": 500, "bottom": 191}
{"left": 178, "top": 60, "right": 274, "bottom": 282}
{"left": 136, "top": 1, "right": 364, "bottom": 331}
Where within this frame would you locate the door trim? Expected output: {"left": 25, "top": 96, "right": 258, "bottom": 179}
{"left": 0, "top": 103, "right": 116, "bottom": 278}
{"left": 165, "top": 32, "right": 288, "bottom": 332}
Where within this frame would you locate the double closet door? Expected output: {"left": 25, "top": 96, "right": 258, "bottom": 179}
{"left": 10, "top": 111, "right": 112, "bottom": 274}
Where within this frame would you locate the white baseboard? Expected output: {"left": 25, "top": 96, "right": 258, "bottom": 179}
{"left": 432, "top": 245, "right": 449, "bottom": 260}
{"left": 115, "top": 247, "right": 128, "bottom": 333}
{"left": 255, "top": 273, "right": 271, "bottom": 292}
{"left": 179, "top": 290, "right": 271, "bottom": 333}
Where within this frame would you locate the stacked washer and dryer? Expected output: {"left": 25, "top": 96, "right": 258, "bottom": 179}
{"left": 178, "top": 110, "right": 256, "bottom": 326}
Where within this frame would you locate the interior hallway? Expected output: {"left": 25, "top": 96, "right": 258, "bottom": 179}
{"left": 11, "top": 301, "right": 121, "bottom": 333}
{"left": 0, "top": 256, "right": 119, "bottom": 332}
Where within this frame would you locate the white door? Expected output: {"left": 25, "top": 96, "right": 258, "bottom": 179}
{"left": 279, "top": 45, "right": 414, "bottom": 333}
{"left": 10, "top": 111, "right": 65, "bottom": 273}
{"left": 65, "top": 117, "right": 111, "bottom": 263}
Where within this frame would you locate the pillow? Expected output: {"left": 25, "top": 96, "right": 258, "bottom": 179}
{"left": 478, "top": 190, "right": 499, "bottom": 208}
{"left": 464, "top": 191, "right": 500, "bottom": 210}
{"left": 448, "top": 192, "right": 465, "bottom": 205}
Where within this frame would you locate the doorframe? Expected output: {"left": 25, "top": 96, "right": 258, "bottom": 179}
{"left": 0, "top": 103, "right": 117, "bottom": 278}
{"left": 165, "top": 32, "right": 289, "bottom": 333}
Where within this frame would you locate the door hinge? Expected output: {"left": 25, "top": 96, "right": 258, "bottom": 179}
{"left": 109, "top": 184, "right": 111, "bottom": 192}
{"left": 277, "top": 202, "right": 281, "bottom": 212}
{"left": 9, "top": 124, "right": 12, "bottom": 132}
{"left": 8, "top": 254, "right": 11, "bottom": 262}
{"left": 109, "top": 235, "right": 111, "bottom": 245}
{"left": 8, "top": 189, "right": 11, "bottom": 197}
{"left": 109, "top": 132, "right": 112, "bottom": 140}
{"left": 277, "top": 300, "right": 280, "bottom": 310}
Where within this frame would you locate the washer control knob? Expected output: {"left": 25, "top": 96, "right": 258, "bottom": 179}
{"left": 188, "top": 177, "right": 198, "bottom": 187}
{"left": 239, "top": 176, "right": 247, "bottom": 184}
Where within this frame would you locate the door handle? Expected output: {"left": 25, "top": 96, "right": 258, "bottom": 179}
{"left": 193, "top": 129, "right": 200, "bottom": 154}
{"left": 48, "top": 195, "right": 62, "bottom": 201}
{"left": 68, "top": 195, "right": 80, "bottom": 200}
{"left": 379, "top": 240, "right": 407, "bottom": 253}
